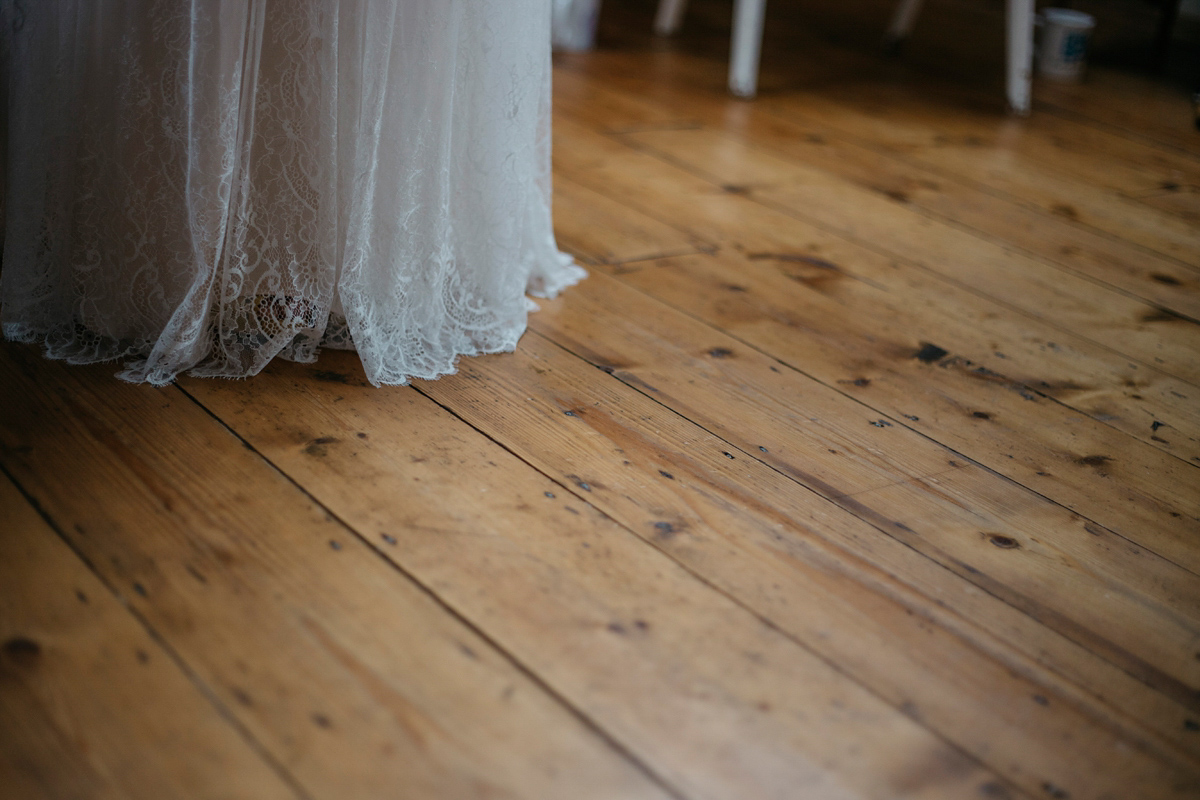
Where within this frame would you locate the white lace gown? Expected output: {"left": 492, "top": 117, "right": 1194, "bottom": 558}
{"left": 1, "top": 0, "right": 583, "bottom": 386}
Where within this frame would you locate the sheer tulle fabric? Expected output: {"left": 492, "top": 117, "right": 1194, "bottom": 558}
{"left": 1, "top": 1, "right": 583, "bottom": 386}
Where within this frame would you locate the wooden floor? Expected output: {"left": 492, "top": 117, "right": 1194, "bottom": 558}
{"left": 3, "top": 2, "right": 1199, "bottom": 798}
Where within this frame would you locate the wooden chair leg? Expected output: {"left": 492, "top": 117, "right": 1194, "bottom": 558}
{"left": 654, "top": 0, "right": 689, "bottom": 36}
{"left": 885, "top": 0, "right": 925, "bottom": 54}
{"left": 1006, "top": 0, "right": 1034, "bottom": 115}
{"left": 729, "top": 0, "right": 767, "bottom": 98}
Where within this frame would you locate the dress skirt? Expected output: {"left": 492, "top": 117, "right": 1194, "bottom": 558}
{"left": 1, "top": 0, "right": 583, "bottom": 385}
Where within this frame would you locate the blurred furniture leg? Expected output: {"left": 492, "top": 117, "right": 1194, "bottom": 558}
{"left": 654, "top": 0, "right": 688, "bottom": 35}
{"left": 654, "top": 0, "right": 767, "bottom": 98}
{"left": 884, "top": 0, "right": 1033, "bottom": 114}
{"left": 1006, "top": 0, "right": 1034, "bottom": 115}
{"left": 885, "top": 0, "right": 925, "bottom": 54}
{"left": 729, "top": 0, "right": 768, "bottom": 97}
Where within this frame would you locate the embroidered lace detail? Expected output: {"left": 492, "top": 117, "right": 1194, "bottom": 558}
{"left": 1, "top": 0, "right": 583, "bottom": 386}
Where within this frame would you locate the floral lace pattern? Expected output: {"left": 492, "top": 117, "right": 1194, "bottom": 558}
{"left": 1, "top": 0, "right": 584, "bottom": 386}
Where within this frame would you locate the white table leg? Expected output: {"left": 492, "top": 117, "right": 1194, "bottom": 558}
{"left": 729, "top": 0, "right": 767, "bottom": 98}
{"left": 1006, "top": 0, "right": 1034, "bottom": 115}
{"left": 885, "top": 0, "right": 925, "bottom": 52}
{"left": 654, "top": 0, "right": 688, "bottom": 35}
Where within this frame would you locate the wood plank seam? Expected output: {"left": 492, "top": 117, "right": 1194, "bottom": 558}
{"left": 553, "top": 61, "right": 1200, "bottom": 323}
{"left": 524, "top": 321, "right": 1200, "bottom": 704}
{"left": 171, "top": 382, "right": 692, "bottom": 800}
{"left": 0, "top": 460, "right": 315, "bottom": 800}
{"left": 412, "top": 323, "right": 1200, "bottom": 787}
{"left": 1038, "top": 101, "right": 1200, "bottom": 163}
{"left": 610, "top": 128, "right": 1200, "bottom": 393}
{"left": 660, "top": 130, "right": 1200, "bottom": 323}
{"left": 572, "top": 264, "right": 1200, "bottom": 586}
{"left": 754, "top": 103, "right": 1200, "bottom": 277}
{"left": 395, "top": 382, "right": 1059, "bottom": 797}
{"left": 552, "top": 121, "right": 1200, "bottom": 465}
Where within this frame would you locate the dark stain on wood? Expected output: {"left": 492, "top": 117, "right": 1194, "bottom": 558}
{"left": 1050, "top": 204, "right": 1080, "bottom": 221}
{"left": 1140, "top": 306, "right": 1186, "bottom": 323}
{"left": 565, "top": 474, "right": 593, "bottom": 491}
{"left": 972, "top": 411, "right": 992, "bottom": 420}
{"left": 942, "top": 355, "right": 1091, "bottom": 402}
{"left": 984, "top": 533, "right": 1020, "bottom": 549}
{"left": 312, "top": 370, "right": 361, "bottom": 386}
{"left": 722, "top": 283, "right": 748, "bottom": 292}
{"left": 978, "top": 781, "right": 1014, "bottom": 798}
{"left": 329, "top": 540, "right": 343, "bottom": 551}
{"left": 914, "top": 343, "right": 949, "bottom": 363}
{"left": 708, "top": 347, "right": 734, "bottom": 358}
{"left": 2, "top": 637, "right": 41, "bottom": 666}
{"left": 1075, "top": 455, "right": 1112, "bottom": 469}
{"left": 616, "top": 372, "right": 661, "bottom": 395}
{"left": 1150, "top": 273, "right": 1181, "bottom": 286}
{"left": 658, "top": 470, "right": 675, "bottom": 479}
{"left": 747, "top": 252, "right": 841, "bottom": 272}
{"left": 231, "top": 687, "right": 254, "bottom": 707}
{"left": 304, "top": 436, "right": 339, "bottom": 456}
{"left": 311, "top": 712, "right": 333, "bottom": 729}
{"left": 1041, "top": 781, "right": 1070, "bottom": 799}
{"left": 783, "top": 270, "right": 843, "bottom": 292}
{"left": 75, "top": 589, "right": 89, "bottom": 604}
{"left": 653, "top": 521, "right": 678, "bottom": 539}
{"left": 381, "top": 534, "right": 398, "bottom": 546}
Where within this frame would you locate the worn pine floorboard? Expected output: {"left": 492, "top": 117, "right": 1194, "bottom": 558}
{"left": 2, "top": 0, "right": 1198, "bottom": 797}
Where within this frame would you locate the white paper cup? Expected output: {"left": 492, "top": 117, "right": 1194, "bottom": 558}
{"left": 1037, "top": 8, "right": 1096, "bottom": 82}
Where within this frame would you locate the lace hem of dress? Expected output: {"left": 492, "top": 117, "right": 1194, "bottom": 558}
{"left": 3, "top": 259, "right": 586, "bottom": 388}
